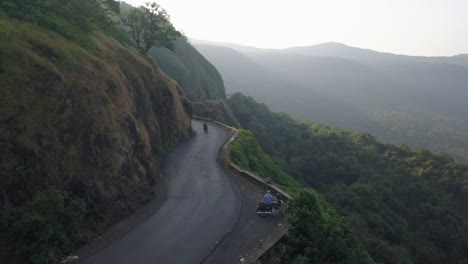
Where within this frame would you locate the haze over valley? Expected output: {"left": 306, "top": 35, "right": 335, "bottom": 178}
{"left": 1, "top": 1, "right": 467, "bottom": 264}
{"left": 193, "top": 40, "right": 468, "bottom": 162}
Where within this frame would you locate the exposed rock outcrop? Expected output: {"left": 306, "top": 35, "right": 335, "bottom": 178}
{"left": 0, "top": 19, "right": 191, "bottom": 228}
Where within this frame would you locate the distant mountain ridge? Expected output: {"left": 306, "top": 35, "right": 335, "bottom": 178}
{"left": 195, "top": 44, "right": 372, "bottom": 128}
{"left": 283, "top": 42, "right": 468, "bottom": 69}
{"left": 193, "top": 40, "right": 468, "bottom": 162}
{"left": 284, "top": 42, "right": 400, "bottom": 60}
{"left": 191, "top": 39, "right": 468, "bottom": 61}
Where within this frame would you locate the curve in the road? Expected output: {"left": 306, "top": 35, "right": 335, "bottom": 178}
{"left": 82, "top": 120, "right": 240, "bottom": 264}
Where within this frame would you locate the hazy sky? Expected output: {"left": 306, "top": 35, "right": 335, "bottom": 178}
{"left": 123, "top": 0, "right": 468, "bottom": 56}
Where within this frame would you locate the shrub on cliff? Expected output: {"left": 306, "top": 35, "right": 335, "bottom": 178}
{"left": 0, "top": 188, "right": 86, "bottom": 264}
{"left": 229, "top": 129, "right": 299, "bottom": 192}
{"left": 281, "top": 190, "right": 375, "bottom": 264}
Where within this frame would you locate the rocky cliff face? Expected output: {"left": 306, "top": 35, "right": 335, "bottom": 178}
{"left": 0, "top": 19, "right": 192, "bottom": 227}
{"left": 149, "top": 38, "right": 226, "bottom": 101}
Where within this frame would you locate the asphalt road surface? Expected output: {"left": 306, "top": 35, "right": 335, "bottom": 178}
{"left": 82, "top": 121, "right": 240, "bottom": 264}
{"left": 81, "top": 120, "right": 283, "bottom": 264}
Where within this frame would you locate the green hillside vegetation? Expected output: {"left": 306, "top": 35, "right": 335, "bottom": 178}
{"left": 0, "top": 0, "right": 129, "bottom": 49}
{"left": 228, "top": 130, "right": 375, "bottom": 263}
{"left": 229, "top": 130, "right": 299, "bottom": 193}
{"left": 191, "top": 100, "right": 240, "bottom": 127}
{"left": 283, "top": 190, "right": 375, "bottom": 264}
{"left": 0, "top": 1, "right": 192, "bottom": 263}
{"left": 120, "top": 2, "right": 225, "bottom": 101}
{"left": 195, "top": 43, "right": 468, "bottom": 163}
{"left": 120, "top": 2, "right": 179, "bottom": 53}
{"left": 149, "top": 39, "right": 226, "bottom": 101}
{"left": 0, "top": 18, "right": 97, "bottom": 262}
{"left": 0, "top": 188, "right": 86, "bottom": 263}
{"left": 223, "top": 93, "right": 468, "bottom": 264}
{"left": 367, "top": 109, "right": 468, "bottom": 163}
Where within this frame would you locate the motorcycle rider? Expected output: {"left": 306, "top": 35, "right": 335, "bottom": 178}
{"left": 264, "top": 190, "right": 273, "bottom": 205}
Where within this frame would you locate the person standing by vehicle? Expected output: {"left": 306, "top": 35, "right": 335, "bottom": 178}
{"left": 276, "top": 193, "right": 283, "bottom": 206}
{"left": 264, "top": 190, "right": 273, "bottom": 204}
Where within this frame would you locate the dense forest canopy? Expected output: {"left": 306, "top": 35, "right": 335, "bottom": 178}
{"left": 229, "top": 131, "right": 376, "bottom": 263}
{"left": 224, "top": 93, "right": 468, "bottom": 264}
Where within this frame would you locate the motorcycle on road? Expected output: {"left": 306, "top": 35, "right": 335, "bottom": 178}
{"left": 256, "top": 200, "right": 283, "bottom": 217}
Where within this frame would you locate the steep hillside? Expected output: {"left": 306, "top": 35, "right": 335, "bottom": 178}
{"left": 245, "top": 51, "right": 379, "bottom": 109}
{"left": 149, "top": 38, "right": 225, "bottom": 101}
{"left": 247, "top": 49, "right": 468, "bottom": 122}
{"left": 0, "top": 13, "right": 191, "bottom": 263}
{"left": 229, "top": 131, "right": 375, "bottom": 264}
{"left": 194, "top": 44, "right": 276, "bottom": 96}
{"left": 191, "top": 100, "right": 240, "bottom": 127}
{"left": 195, "top": 44, "right": 371, "bottom": 129}
{"left": 223, "top": 94, "right": 468, "bottom": 264}
{"left": 119, "top": 2, "right": 225, "bottom": 102}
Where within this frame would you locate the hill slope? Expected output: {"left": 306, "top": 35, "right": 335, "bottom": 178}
{"left": 149, "top": 38, "right": 225, "bottom": 101}
{"left": 194, "top": 41, "right": 468, "bottom": 162}
{"left": 0, "top": 12, "right": 191, "bottom": 263}
{"left": 120, "top": 2, "right": 226, "bottom": 102}
{"left": 229, "top": 130, "right": 375, "bottom": 264}
{"left": 223, "top": 93, "right": 468, "bottom": 264}
{"left": 195, "top": 44, "right": 371, "bottom": 129}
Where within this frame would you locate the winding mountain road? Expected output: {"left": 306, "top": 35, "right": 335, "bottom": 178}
{"left": 81, "top": 120, "right": 283, "bottom": 264}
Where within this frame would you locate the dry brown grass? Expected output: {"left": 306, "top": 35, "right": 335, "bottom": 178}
{"left": 0, "top": 16, "right": 191, "bottom": 232}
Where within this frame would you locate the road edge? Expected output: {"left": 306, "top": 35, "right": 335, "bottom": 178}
{"left": 192, "top": 115, "right": 291, "bottom": 263}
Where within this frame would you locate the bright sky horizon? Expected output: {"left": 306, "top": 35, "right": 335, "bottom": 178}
{"left": 123, "top": 0, "right": 468, "bottom": 56}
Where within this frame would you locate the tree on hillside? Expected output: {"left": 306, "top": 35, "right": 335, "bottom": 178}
{"left": 281, "top": 190, "right": 375, "bottom": 264}
{"left": 224, "top": 93, "right": 468, "bottom": 264}
{"left": 123, "top": 2, "right": 180, "bottom": 53}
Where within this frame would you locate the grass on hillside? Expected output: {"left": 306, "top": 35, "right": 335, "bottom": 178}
{"left": 0, "top": 18, "right": 95, "bottom": 109}
{"left": 228, "top": 129, "right": 375, "bottom": 264}
{"left": 229, "top": 129, "right": 300, "bottom": 194}
{"left": 0, "top": 16, "right": 138, "bottom": 264}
